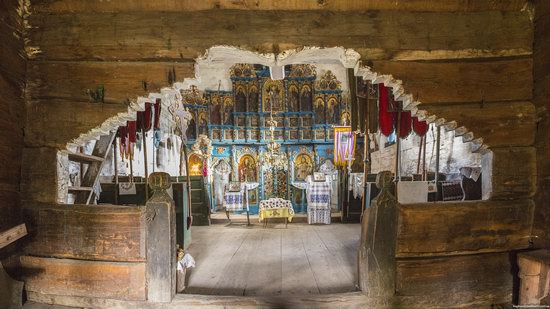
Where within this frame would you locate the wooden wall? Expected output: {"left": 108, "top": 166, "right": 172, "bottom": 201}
{"left": 0, "top": 0, "right": 26, "bottom": 235}
{"left": 19, "top": 1, "right": 539, "bottom": 307}
{"left": 21, "top": 203, "right": 147, "bottom": 301}
{"left": 533, "top": 0, "right": 550, "bottom": 248}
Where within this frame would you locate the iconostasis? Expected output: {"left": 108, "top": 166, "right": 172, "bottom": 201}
{"left": 183, "top": 64, "right": 364, "bottom": 214}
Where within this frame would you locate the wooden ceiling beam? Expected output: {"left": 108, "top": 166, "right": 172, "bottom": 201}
{"left": 29, "top": 0, "right": 530, "bottom": 13}
{"left": 26, "top": 10, "right": 533, "bottom": 62}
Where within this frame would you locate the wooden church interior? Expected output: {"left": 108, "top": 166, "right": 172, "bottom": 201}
{"left": 0, "top": 1, "right": 549, "bottom": 308}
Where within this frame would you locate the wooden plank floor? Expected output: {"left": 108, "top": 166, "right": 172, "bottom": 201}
{"left": 185, "top": 222, "right": 361, "bottom": 296}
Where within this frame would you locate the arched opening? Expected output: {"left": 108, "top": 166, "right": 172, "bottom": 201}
{"left": 55, "top": 46, "right": 494, "bottom": 299}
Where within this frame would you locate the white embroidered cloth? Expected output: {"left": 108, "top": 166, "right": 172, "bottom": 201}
{"left": 259, "top": 198, "right": 295, "bottom": 216}
{"left": 223, "top": 182, "right": 259, "bottom": 211}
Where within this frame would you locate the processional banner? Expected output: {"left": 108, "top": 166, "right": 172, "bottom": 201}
{"left": 333, "top": 126, "right": 356, "bottom": 167}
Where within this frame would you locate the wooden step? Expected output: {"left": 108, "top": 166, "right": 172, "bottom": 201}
{"left": 68, "top": 186, "right": 93, "bottom": 192}
{"left": 68, "top": 152, "right": 105, "bottom": 163}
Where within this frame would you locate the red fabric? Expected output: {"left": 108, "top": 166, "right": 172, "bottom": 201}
{"left": 378, "top": 84, "right": 395, "bottom": 136}
{"left": 399, "top": 111, "right": 412, "bottom": 138}
{"left": 153, "top": 99, "right": 161, "bottom": 129}
{"left": 127, "top": 121, "right": 137, "bottom": 143}
{"left": 137, "top": 102, "right": 153, "bottom": 132}
{"left": 412, "top": 116, "right": 428, "bottom": 136}
{"left": 117, "top": 126, "right": 128, "bottom": 159}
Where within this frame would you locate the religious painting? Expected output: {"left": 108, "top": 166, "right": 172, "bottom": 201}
{"left": 290, "top": 130, "right": 298, "bottom": 140}
{"left": 248, "top": 85, "right": 259, "bottom": 112}
{"left": 351, "top": 145, "right": 364, "bottom": 172}
{"left": 302, "top": 116, "right": 312, "bottom": 127}
{"left": 186, "top": 112, "right": 197, "bottom": 140}
{"left": 198, "top": 111, "right": 208, "bottom": 135}
{"left": 294, "top": 153, "right": 313, "bottom": 181}
{"left": 302, "top": 130, "right": 313, "bottom": 140}
{"left": 228, "top": 181, "right": 241, "bottom": 192}
{"left": 188, "top": 154, "right": 203, "bottom": 176}
{"left": 341, "top": 110, "right": 351, "bottom": 126}
{"left": 248, "top": 188, "right": 258, "bottom": 205}
{"left": 327, "top": 97, "right": 339, "bottom": 124}
{"left": 235, "top": 85, "right": 247, "bottom": 112}
{"left": 300, "top": 85, "right": 313, "bottom": 111}
{"left": 250, "top": 116, "right": 259, "bottom": 127}
{"left": 224, "top": 130, "right": 233, "bottom": 140}
{"left": 314, "top": 97, "right": 325, "bottom": 124}
{"left": 223, "top": 96, "right": 233, "bottom": 125}
{"left": 313, "top": 172, "right": 326, "bottom": 182}
{"left": 290, "top": 117, "right": 299, "bottom": 127}
{"left": 293, "top": 189, "right": 304, "bottom": 205}
{"left": 236, "top": 116, "right": 246, "bottom": 127}
{"left": 262, "top": 80, "right": 284, "bottom": 113}
{"left": 212, "top": 129, "right": 221, "bottom": 140}
{"left": 238, "top": 154, "right": 257, "bottom": 182}
{"left": 210, "top": 95, "right": 222, "bottom": 124}
{"left": 288, "top": 84, "right": 300, "bottom": 112}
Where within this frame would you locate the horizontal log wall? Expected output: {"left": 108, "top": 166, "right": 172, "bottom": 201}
{"left": 26, "top": 10, "right": 532, "bottom": 62}
{"left": 21, "top": 256, "right": 146, "bottom": 301}
{"left": 21, "top": 203, "right": 148, "bottom": 302}
{"left": 29, "top": 0, "right": 530, "bottom": 13}
{"left": 0, "top": 0, "right": 25, "bottom": 234}
{"left": 396, "top": 253, "right": 513, "bottom": 305}
{"left": 22, "top": 203, "right": 147, "bottom": 262}
{"left": 397, "top": 200, "right": 534, "bottom": 257}
{"left": 533, "top": 0, "right": 550, "bottom": 248}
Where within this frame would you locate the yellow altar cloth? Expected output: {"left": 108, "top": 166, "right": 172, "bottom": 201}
{"left": 259, "top": 207, "right": 294, "bottom": 222}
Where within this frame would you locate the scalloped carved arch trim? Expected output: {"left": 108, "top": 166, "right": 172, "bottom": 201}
{"left": 66, "top": 46, "right": 490, "bottom": 155}
{"left": 60, "top": 45, "right": 492, "bottom": 203}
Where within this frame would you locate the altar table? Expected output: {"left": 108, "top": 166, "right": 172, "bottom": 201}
{"left": 259, "top": 198, "right": 295, "bottom": 228}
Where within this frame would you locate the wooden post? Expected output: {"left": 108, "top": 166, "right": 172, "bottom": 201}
{"left": 358, "top": 171, "right": 398, "bottom": 297}
{"left": 422, "top": 133, "right": 427, "bottom": 181}
{"left": 416, "top": 136, "right": 423, "bottom": 175}
{"left": 143, "top": 130, "right": 149, "bottom": 200}
{"left": 146, "top": 172, "right": 176, "bottom": 302}
{"left": 113, "top": 138, "right": 119, "bottom": 205}
{"left": 183, "top": 144, "right": 193, "bottom": 227}
{"left": 435, "top": 126, "right": 441, "bottom": 200}
{"left": 394, "top": 102, "right": 402, "bottom": 201}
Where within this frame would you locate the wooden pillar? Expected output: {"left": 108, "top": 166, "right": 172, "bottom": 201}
{"left": 146, "top": 172, "right": 176, "bottom": 302}
{"left": 143, "top": 130, "right": 149, "bottom": 200}
{"left": 435, "top": 126, "right": 441, "bottom": 200}
{"left": 358, "top": 171, "right": 398, "bottom": 297}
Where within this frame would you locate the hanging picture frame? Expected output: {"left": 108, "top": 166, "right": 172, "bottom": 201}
{"left": 313, "top": 172, "right": 326, "bottom": 182}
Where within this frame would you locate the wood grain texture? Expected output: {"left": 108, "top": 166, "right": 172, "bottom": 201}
{"left": 371, "top": 58, "right": 533, "bottom": 104}
{"left": 29, "top": 0, "right": 531, "bottom": 13}
{"left": 421, "top": 101, "right": 536, "bottom": 147}
{"left": 0, "top": 0, "right": 25, "bottom": 232}
{"left": 22, "top": 203, "right": 146, "bottom": 262}
{"left": 185, "top": 224, "right": 359, "bottom": 296}
{"left": 25, "top": 289, "right": 514, "bottom": 309}
{"left": 27, "top": 61, "right": 195, "bottom": 104}
{"left": 20, "top": 147, "right": 59, "bottom": 204}
{"left": 0, "top": 224, "right": 27, "bottom": 249}
{"left": 25, "top": 101, "right": 127, "bottom": 148}
{"left": 21, "top": 256, "right": 146, "bottom": 301}
{"left": 396, "top": 252, "right": 513, "bottom": 304}
{"left": 26, "top": 10, "right": 532, "bottom": 61}
{"left": 533, "top": 0, "right": 550, "bottom": 249}
{"left": 397, "top": 199, "right": 534, "bottom": 257}
{"left": 483, "top": 147, "right": 537, "bottom": 200}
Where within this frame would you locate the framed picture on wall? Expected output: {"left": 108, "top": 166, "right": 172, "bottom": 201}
{"left": 313, "top": 172, "right": 326, "bottom": 182}
{"left": 228, "top": 182, "right": 241, "bottom": 192}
